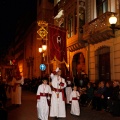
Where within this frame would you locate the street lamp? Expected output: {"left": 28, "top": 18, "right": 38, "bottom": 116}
{"left": 109, "top": 14, "right": 120, "bottom": 34}
{"left": 42, "top": 44, "right": 47, "bottom": 51}
{"left": 39, "top": 40, "right": 47, "bottom": 53}
{"left": 39, "top": 46, "right": 43, "bottom": 53}
{"left": 39, "top": 44, "right": 47, "bottom": 79}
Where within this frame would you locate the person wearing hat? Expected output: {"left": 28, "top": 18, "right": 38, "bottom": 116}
{"left": 36, "top": 78, "right": 51, "bottom": 120}
{"left": 50, "top": 67, "right": 66, "bottom": 118}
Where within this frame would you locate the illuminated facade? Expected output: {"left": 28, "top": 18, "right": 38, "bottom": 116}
{"left": 83, "top": 0, "right": 120, "bottom": 82}
{"left": 54, "top": 0, "right": 120, "bottom": 82}
{"left": 2, "top": 0, "right": 120, "bottom": 83}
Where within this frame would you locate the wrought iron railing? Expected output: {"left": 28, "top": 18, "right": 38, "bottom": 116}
{"left": 83, "top": 12, "right": 115, "bottom": 40}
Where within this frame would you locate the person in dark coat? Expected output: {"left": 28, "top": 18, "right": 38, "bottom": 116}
{"left": 86, "top": 82, "right": 94, "bottom": 105}
{"left": 108, "top": 80, "right": 120, "bottom": 116}
{"left": 83, "top": 74, "right": 89, "bottom": 88}
{"left": 0, "top": 81, "right": 7, "bottom": 108}
{"left": 0, "top": 101, "right": 8, "bottom": 120}
{"left": 102, "top": 81, "right": 113, "bottom": 111}
{"left": 92, "top": 81, "right": 106, "bottom": 111}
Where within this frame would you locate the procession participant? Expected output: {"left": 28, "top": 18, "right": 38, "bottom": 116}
{"left": 69, "top": 86, "right": 80, "bottom": 116}
{"left": 6, "top": 74, "right": 13, "bottom": 100}
{"left": 36, "top": 77, "right": 51, "bottom": 120}
{"left": 65, "top": 73, "right": 72, "bottom": 104}
{"left": 50, "top": 67, "right": 66, "bottom": 118}
{"left": 11, "top": 70, "right": 24, "bottom": 106}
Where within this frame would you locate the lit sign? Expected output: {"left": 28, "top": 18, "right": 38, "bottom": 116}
{"left": 40, "top": 64, "right": 46, "bottom": 71}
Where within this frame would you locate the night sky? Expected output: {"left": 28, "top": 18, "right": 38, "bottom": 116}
{"left": 0, "top": 0, "right": 36, "bottom": 55}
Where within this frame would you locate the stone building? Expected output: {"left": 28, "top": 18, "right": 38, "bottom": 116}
{"left": 2, "top": 0, "right": 120, "bottom": 83}
{"left": 54, "top": 0, "right": 120, "bottom": 82}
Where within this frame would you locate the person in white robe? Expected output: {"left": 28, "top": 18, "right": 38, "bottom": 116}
{"left": 50, "top": 67, "right": 66, "bottom": 118}
{"left": 69, "top": 86, "right": 80, "bottom": 116}
{"left": 37, "top": 78, "right": 51, "bottom": 120}
{"left": 11, "top": 74, "right": 24, "bottom": 106}
{"left": 65, "top": 74, "right": 72, "bottom": 104}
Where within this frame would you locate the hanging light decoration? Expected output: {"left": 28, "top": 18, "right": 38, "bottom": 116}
{"left": 42, "top": 44, "right": 47, "bottom": 51}
{"left": 39, "top": 45, "right": 43, "bottom": 53}
{"left": 42, "top": 40, "right": 47, "bottom": 51}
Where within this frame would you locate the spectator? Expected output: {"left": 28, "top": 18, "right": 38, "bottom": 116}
{"left": 0, "top": 81, "right": 7, "bottom": 108}
{"left": 86, "top": 82, "right": 94, "bottom": 106}
{"left": 108, "top": 80, "right": 120, "bottom": 116}
{"left": 92, "top": 81, "right": 106, "bottom": 111}
{"left": 83, "top": 74, "right": 89, "bottom": 88}
{"left": 0, "top": 101, "right": 8, "bottom": 120}
{"left": 102, "top": 81, "right": 113, "bottom": 111}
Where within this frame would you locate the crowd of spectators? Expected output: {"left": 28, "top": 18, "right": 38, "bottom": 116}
{"left": 79, "top": 80, "right": 120, "bottom": 116}
{"left": 0, "top": 74, "right": 120, "bottom": 117}
{"left": 23, "top": 77, "right": 43, "bottom": 93}
{"left": 16, "top": 75, "right": 120, "bottom": 117}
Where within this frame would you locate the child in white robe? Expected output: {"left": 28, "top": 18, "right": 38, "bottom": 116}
{"left": 36, "top": 78, "right": 51, "bottom": 120}
{"left": 69, "top": 86, "right": 80, "bottom": 116}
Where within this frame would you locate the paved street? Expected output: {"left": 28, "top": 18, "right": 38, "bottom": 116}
{"left": 7, "top": 90, "right": 120, "bottom": 120}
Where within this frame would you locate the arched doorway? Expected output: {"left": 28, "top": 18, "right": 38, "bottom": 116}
{"left": 95, "top": 47, "right": 110, "bottom": 82}
{"left": 72, "top": 52, "right": 85, "bottom": 79}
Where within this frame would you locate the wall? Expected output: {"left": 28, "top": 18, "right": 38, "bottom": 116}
{"left": 88, "top": 33, "right": 120, "bottom": 82}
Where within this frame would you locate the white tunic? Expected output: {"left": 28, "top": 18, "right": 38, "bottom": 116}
{"left": 37, "top": 84, "right": 51, "bottom": 120}
{"left": 11, "top": 76, "right": 24, "bottom": 105}
{"left": 65, "top": 81, "right": 72, "bottom": 104}
{"left": 50, "top": 74, "right": 66, "bottom": 118}
{"left": 70, "top": 90, "right": 80, "bottom": 116}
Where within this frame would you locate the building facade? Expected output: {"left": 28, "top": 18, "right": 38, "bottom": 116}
{"left": 54, "top": 0, "right": 120, "bottom": 82}
{"left": 83, "top": 0, "right": 120, "bottom": 82}
{"left": 2, "top": 0, "right": 120, "bottom": 83}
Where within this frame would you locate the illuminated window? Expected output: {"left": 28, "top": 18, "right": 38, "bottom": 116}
{"left": 68, "top": 15, "right": 73, "bottom": 38}
{"left": 96, "top": 0, "right": 108, "bottom": 17}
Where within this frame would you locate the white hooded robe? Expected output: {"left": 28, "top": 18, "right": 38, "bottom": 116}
{"left": 50, "top": 74, "right": 66, "bottom": 118}
{"left": 37, "top": 84, "right": 51, "bottom": 120}
{"left": 70, "top": 90, "right": 80, "bottom": 116}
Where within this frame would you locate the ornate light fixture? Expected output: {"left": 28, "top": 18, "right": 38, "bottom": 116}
{"left": 37, "top": 20, "right": 48, "bottom": 39}
{"left": 37, "top": 21, "right": 48, "bottom": 62}
{"left": 42, "top": 40, "right": 47, "bottom": 51}
{"left": 109, "top": 14, "right": 120, "bottom": 34}
{"left": 39, "top": 47, "right": 43, "bottom": 53}
{"left": 42, "top": 44, "right": 47, "bottom": 51}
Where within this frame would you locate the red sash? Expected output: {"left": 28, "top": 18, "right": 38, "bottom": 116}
{"left": 53, "top": 87, "right": 65, "bottom": 101}
{"left": 72, "top": 97, "right": 78, "bottom": 100}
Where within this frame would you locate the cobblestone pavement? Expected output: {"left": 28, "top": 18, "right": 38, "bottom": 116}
{"left": 7, "top": 90, "right": 120, "bottom": 120}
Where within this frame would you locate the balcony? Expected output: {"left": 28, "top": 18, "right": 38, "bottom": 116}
{"left": 83, "top": 12, "right": 115, "bottom": 44}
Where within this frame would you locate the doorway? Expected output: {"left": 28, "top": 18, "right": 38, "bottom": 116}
{"left": 96, "top": 47, "right": 110, "bottom": 82}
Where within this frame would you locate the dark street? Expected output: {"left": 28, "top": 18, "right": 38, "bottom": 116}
{"left": 7, "top": 90, "right": 120, "bottom": 120}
